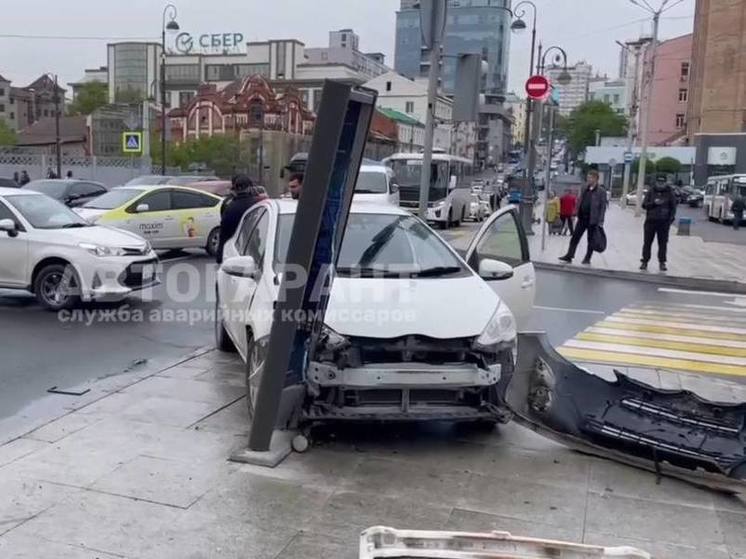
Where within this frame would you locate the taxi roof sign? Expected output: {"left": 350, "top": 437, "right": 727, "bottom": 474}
{"left": 122, "top": 131, "right": 143, "bottom": 154}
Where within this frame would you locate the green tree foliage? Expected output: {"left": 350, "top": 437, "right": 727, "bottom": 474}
{"left": 68, "top": 81, "right": 109, "bottom": 115}
{"left": 152, "top": 134, "right": 252, "bottom": 177}
{"left": 655, "top": 156, "right": 682, "bottom": 175}
{"left": 0, "top": 119, "right": 17, "bottom": 145}
{"left": 632, "top": 157, "right": 656, "bottom": 176}
{"left": 559, "top": 101, "right": 627, "bottom": 157}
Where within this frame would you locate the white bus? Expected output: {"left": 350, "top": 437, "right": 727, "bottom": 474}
{"left": 705, "top": 174, "right": 746, "bottom": 223}
{"left": 383, "top": 152, "right": 474, "bottom": 229}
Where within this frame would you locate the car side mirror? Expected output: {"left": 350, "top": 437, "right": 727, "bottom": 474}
{"left": 0, "top": 218, "right": 18, "bottom": 238}
{"left": 479, "top": 258, "right": 514, "bottom": 280}
{"left": 135, "top": 203, "right": 150, "bottom": 213}
{"left": 449, "top": 175, "right": 457, "bottom": 191}
{"left": 221, "top": 255, "right": 258, "bottom": 279}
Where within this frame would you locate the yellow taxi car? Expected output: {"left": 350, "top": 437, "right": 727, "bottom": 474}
{"left": 74, "top": 185, "right": 223, "bottom": 256}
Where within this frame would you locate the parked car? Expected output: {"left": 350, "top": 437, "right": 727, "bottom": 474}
{"left": 625, "top": 189, "right": 648, "bottom": 206}
{"left": 0, "top": 187, "right": 158, "bottom": 310}
{"left": 166, "top": 175, "right": 220, "bottom": 186}
{"left": 682, "top": 186, "right": 705, "bottom": 208}
{"left": 23, "top": 179, "right": 108, "bottom": 207}
{"left": 0, "top": 178, "right": 19, "bottom": 188}
{"left": 354, "top": 164, "right": 400, "bottom": 205}
{"left": 125, "top": 175, "right": 174, "bottom": 186}
{"left": 188, "top": 180, "right": 234, "bottom": 197}
{"left": 74, "top": 185, "right": 222, "bottom": 255}
{"left": 215, "top": 199, "right": 536, "bottom": 424}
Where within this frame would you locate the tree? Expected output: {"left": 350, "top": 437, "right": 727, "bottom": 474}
{"left": 152, "top": 134, "right": 252, "bottom": 177}
{"left": 559, "top": 101, "right": 627, "bottom": 157}
{"left": 68, "top": 81, "right": 109, "bottom": 115}
{"left": 0, "top": 119, "right": 17, "bottom": 146}
{"left": 655, "top": 156, "right": 682, "bottom": 175}
{"left": 632, "top": 157, "right": 656, "bottom": 176}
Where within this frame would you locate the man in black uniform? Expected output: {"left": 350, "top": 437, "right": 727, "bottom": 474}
{"left": 216, "top": 174, "right": 265, "bottom": 264}
{"left": 640, "top": 175, "right": 677, "bottom": 272}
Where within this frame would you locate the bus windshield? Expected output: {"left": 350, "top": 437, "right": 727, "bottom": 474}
{"left": 388, "top": 159, "right": 448, "bottom": 202}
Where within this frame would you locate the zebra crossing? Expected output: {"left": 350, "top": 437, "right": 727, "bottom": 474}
{"left": 558, "top": 301, "right": 746, "bottom": 378}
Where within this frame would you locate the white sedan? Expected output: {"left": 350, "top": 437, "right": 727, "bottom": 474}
{"left": 0, "top": 187, "right": 158, "bottom": 310}
{"left": 215, "top": 199, "right": 536, "bottom": 423}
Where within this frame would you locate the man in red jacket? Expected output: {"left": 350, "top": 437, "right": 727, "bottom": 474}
{"left": 559, "top": 188, "right": 577, "bottom": 236}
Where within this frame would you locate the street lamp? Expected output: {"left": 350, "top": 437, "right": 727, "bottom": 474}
{"left": 161, "top": 3, "right": 179, "bottom": 175}
{"left": 510, "top": 1, "right": 537, "bottom": 156}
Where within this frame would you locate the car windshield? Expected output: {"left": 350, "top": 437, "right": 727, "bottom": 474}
{"left": 82, "top": 188, "right": 141, "bottom": 209}
{"left": 23, "top": 180, "right": 67, "bottom": 199}
{"left": 125, "top": 175, "right": 171, "bottom": 185}
{"left": 355, "top": 170, "right": 388, "bottom": 194}
{"left": 275, "top": 212, "right": 465, "bottom": 277}
{"left": 6, "top": 194, "right": 90, "bottom": 229}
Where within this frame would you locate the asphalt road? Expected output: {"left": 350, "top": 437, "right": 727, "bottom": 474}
{"left": 676, "top": 204, "right": 746, "bottom": 245}
{"left": 1, "top": 238, "right": 744, "bottom": 421}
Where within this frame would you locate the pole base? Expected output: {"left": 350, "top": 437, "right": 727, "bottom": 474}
{"left": 229, "top": 429, "right": 295, "bottom": 468}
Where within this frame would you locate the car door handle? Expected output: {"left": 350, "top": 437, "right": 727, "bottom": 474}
{"left": 521, "top": 277, "right": 534, "bottom": 289}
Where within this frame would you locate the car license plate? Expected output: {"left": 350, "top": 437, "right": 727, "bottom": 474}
{"left": 142, "top": 264, "right": 155, "bottom": 282}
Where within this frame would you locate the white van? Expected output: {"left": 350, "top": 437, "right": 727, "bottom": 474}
{"left": 354, "top": 164, "right": 400, "bottom": 206}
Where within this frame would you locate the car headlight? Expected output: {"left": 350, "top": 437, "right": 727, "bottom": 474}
{"left": 434, "top": 200, "right": 446, "bottom": 209}
{"left": 78, "top": 243, "right": 126, "bottom": 257}
{"left": 475, "top": 300, "right": 517, "bottom": 349}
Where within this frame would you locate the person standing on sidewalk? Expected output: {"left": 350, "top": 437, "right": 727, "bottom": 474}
{"left": 640, "top": 175, "right": 677, "bottom": 272}
{"left": 732, "top": 193, "right": 745, "bottom": 231}
{"left": 559, "top": 170, "right": 607, "bottom": 265}
{"left": 559, "top": 188, "right": 577, "bottom": 236}
{"left": 216, "top": 174, "right": 266, "bottom": 264}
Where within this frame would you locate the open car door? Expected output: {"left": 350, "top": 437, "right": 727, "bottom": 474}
{"left": 464, "top": 205, "right": 535, "bottom": 330}
{"left": 505, "top": 333, "right": 746, "bottom": 494}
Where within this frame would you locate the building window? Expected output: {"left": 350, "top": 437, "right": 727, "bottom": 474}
{"left": 613, "top": 94, "right": 620, "bottom": 104}
{"left": 386, "top": 81, "right": 392, "bottom": 92}
{"left": 678, "top": 88, "right": 688, "bottom": 102}
{"left": 44, "top": 109, "right": 49, "bottom": 117}
{"left": 0, "top": 88, "right": 5, "bottom": 96}
{"left": 0, "top": 104, "right": 4, "bottom": 112}
{"left": 9, "top": 112, "right": 14, "bottom": 119}
{"left": 603, "top": 94, "right": 610, "bottom": 103}
{"left": 675, "top": 113, "right": 686, "bottom": 129}
{"left": 178, "top": 91, "right": 195, "bottom": 107}
{"left": 680, "top": 62, "right": 690, "bottom": 80}
{"left": 405, "top": 101, "right": 414, "bottom": 113}
{"left": 9, "top": 97, "right": 14, "bottom": 105}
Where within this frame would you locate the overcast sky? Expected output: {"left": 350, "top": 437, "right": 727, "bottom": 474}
{"left": 1, "top": 0, "right": 695, "bottom": 93}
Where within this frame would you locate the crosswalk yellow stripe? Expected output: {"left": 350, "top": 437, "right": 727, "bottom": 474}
{"left": 558, "top": 347, "right": 746, "bottom": 378}
{"left": 596, "top": 320, "right": 746, "bottom": 342}
{"left": 631, "top": 303, "right": 746, "bottom": 316}
{"left": 576, "top": 332, "right": 746, "bottom": 358}
{"left": 618, "top": 309, "right": 746, "bottom": 326}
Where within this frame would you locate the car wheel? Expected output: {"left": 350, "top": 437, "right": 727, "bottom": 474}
{"left": 245, "top": 334, "right": 263, "bottom": 422}
{"left": 205, "top": 227, "right": 220, "bottom": 257}
{"left": 214, "top": 297, "right": 236, "bottom": 353}
{"left": 34, "top": 263, "right": 80, "bottom": 311}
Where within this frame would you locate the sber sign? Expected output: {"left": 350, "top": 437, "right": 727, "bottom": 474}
{"left": 174, "top": 32, "right": 245, "bottom": 54}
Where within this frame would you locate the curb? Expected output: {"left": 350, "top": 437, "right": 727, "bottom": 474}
{"left": 534, "top": 261, "right": 746, "bottom": 294}
{"left": 0, "top": 345, "right": 214, "bottom": 447}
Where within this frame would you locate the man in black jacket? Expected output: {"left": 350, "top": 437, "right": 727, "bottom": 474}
{"left": 216, "top": 174, "right": 264, "bottom": 264}
{"left": 559, "top": 170, "right": 607, "bottom": 265}
{"left": 640, "top": 175, "right": 677, "bottom": 271}
{"left": 732, "top": 193, "right": 745, "bottom": 231}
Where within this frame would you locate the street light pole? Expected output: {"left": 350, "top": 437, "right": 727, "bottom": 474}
{"left": 617, "top": 39, "right": 644, "bottom": 208}
{"left": 161, "top": 4, "right": 179, "bottom": 176}
{"left": 511, "top": 1, "right": 537, "bottom": 156}
{"left": 53, "top": 74, "right": 61, "bottom": 179}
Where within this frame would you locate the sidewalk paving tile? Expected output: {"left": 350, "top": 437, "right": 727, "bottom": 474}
{"left": 582, "top": 531, "right": 731, "bottom": 559}
{"left": 0, "top": 437, "right": 49, "bottom": 468}
{"left": 0, "top": 531, "right": 124, "bottom": 559}
{"left": 716, "top": 510, "right": 746, "bottom": 558}
{"left": 24, "top": 412, "right": 106, "bottom": 444}
{"left": 119, "top": 375, "right": 244, "bottom": 406}
{"left": 276, "top": 531, "right": 354, "bottom": 559}
{"left": 445, "top": 508, "right": 583, "bottom": 543}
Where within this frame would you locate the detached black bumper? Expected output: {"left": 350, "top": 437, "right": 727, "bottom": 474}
{"left": 505, "top": 333, "right": 746, "bottom": 494}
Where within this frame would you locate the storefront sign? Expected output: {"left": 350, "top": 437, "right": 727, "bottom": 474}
{"left": 708, "top": 146, "right": 737, "bottom": 165}
{"left": 174, "top": 32, "right": 245, "bottom": 54}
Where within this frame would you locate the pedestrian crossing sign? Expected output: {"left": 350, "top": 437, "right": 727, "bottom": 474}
{"left": 122, "top": 132, "right": 143, "bottom": 154}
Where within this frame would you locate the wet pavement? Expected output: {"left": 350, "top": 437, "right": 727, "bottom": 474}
{"left": 0, "top": 349, "right": 744, "bottom": 558}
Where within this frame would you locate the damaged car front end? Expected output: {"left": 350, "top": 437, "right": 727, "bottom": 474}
{"left": 301, "top": 303, "right": 517, "bottom": 423}
{"left": 506, "top": 332, "right": 746, "bottom": 493}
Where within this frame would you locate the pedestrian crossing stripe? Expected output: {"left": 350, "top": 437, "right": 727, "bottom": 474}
{"left": 559, "top": 303, "right": 746, "bottom": 378}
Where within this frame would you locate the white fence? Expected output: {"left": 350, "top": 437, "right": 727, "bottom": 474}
{"left": 0, "top": 150, "right": 159, "bottom": 187}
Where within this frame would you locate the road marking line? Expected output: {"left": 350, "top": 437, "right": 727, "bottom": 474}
{"left": 563, "top": 340, "right": 746, "bottom": 366}
{"left": 558, "top": 348, "right": 746, "bottom": 378}
{"left": 617, "top": 309, "right": 746, "bottom": 326}
{"left": 534, "top": 305, "right": 605, "bottom": 315}
{"left": 657, "top": 287, "right": 744, "bottom": 298}
{"left": 631, "top": 303, "right": 746, "bottom": 314}
{"left": 606, "top": 316, "right": 746, "bottom": 335}
{"left": 575, "top": 332, "right": 746, "bottom": 358}
{"left": 586, "top": 327, "right": 746, "bottom": 349}
{"left": 595, "top": 321, "right": 746, "bottom": 341}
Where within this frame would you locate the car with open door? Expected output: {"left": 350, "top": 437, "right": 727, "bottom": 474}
{"left": 215, "top": 199, "right": 535, "bottom": 424}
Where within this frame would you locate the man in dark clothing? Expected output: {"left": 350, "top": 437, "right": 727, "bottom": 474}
{"left": 216, "top": 174, "right": 265, "bottom": 264}
{"left": 640, "top": 175, "right": 678, "bottom": 271}
{"left": 731, "top": 194, "right": 745, "bottom": 231}
{"left": 559, "top": 188, "right": 577, "bottom": 236}
{"left": 559, "top": 170, "right": 607, "bottom": 265}
{"left": 19, "top": 170, "right": 30, "bottom": 186}
{"left": 288, "top": 173, "right": 303, "bottom": 200}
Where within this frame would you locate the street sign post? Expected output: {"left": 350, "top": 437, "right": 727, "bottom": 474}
{"left": 122, "top": 132, "right": 143, "bottom": 154}
{"left": 624, "top": 151, "right": 634, "bottom": 164}
{"left": 525, "top": 75, "right": 550, "bottom": 100}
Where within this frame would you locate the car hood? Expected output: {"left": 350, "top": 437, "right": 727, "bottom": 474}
{"left": 49, "top": 225, "right": 148, "bottom": 249}
{"left": 324, "top": 274, "right": 498, "bottom": 339}
{"left": 353, "top": 193, "right": 393, "bottom": 204}
{"left": 74, "top": 208, "right": 108, "bottom": 221}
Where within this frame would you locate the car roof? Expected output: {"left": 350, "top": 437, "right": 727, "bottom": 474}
{"left": 274, "top": 198, "right": 408, "bottom": 216}
{"left": 0, "top": 187, "right": 42, "bottom": 196}
{"left": 112, "top": 184, "right": 222, "bottom": 198}
{"left": 359, "top": 164, "right": 388, "bottom": 173}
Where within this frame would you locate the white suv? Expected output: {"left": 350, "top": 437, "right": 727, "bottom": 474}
{"left": 0, "top": 187, "right": 158, "bottom": 310}
{"left": 215, "top": 199, "right": 535, "bottom": 423}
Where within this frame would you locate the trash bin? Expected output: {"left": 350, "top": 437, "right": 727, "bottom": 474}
{"left": 678, "top": 217, "right": 692, "bottom": 236}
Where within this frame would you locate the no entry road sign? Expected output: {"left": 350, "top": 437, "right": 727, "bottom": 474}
{"left": 525, "top": 75, "right": 550, "bottom": 101}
